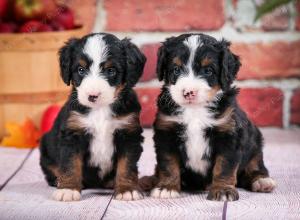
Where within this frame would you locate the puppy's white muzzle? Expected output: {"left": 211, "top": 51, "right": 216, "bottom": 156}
{"left": 169, "top": 75, "right": 212, "bottom": 106}
{"left": 77, "top": 74, "right": 115, "bottom": 108}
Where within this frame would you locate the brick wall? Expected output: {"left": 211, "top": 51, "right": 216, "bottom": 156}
{"left": 83, "top": 0, "right": 300, "bottom": 128}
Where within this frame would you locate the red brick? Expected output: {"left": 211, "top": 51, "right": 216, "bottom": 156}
{"left": 141, "top": 41, "right": 300, "bottom": 81}
{"left": 296, "top": 1, "right": 300, "bottom": 31}
{"left": 232, "top": 41, "right": 300, "bottom": 80}
{"left": 136, "top": 88, "right": 160, "bottom": 127}
{"left": 232, "top": 0, "right": 238, "bottom": 9}
{"left": 64, "top": 0, "right": 97, "bottom": 31}
{"left": 104, "top": 0, "right": 225, "bottom": 31}
{"left": 290, "top": 89, "right": 300, "bottom": 125}
{"left": 141, "top": 44, "right": 160, "bottom": 82}
{"left": 136, "top": 87, "right": 283, "bottom": 127}
{"left": 238, "top": 88, "right": 283, "bottom": 127}
{"left": 261, "top": 6, "right": 289, "bottom": 31}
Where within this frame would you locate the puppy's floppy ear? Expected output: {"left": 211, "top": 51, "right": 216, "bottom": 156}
{"left": 121, "top": 38, "right": 146, "bottom": 87}
{"left": 156, "top": 37, "right": 176, "bottom": 83}
{"left": 219, "top": 39, "right": 241, "bottom": 91}
{"left": 156, "top": 44, "right": 168, "bottom": 82}
{"left": 59, "top": 38, "right": 79, "bottom": 86}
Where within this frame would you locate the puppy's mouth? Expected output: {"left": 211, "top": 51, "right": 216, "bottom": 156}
{"left": 182, "top": 99, "right": 206, "bottom": 106}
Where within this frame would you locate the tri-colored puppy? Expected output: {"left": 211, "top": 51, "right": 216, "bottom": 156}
{"left": 40, "top": 33, "right": 146, "bottom": 201}
{"left": 148, "top": 33, "right": 276, "bottom": 201}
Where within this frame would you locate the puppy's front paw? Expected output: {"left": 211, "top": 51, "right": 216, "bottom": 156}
{"left": 52, "top": 189, "right": 81, "bottom": 202}
{"left": 207, "top": 186, "right": 239, "bottom": 201}
{"left": 252, "top": 177, "right": 276, "bottom": 192}
{"left": 115, "top": 190, "right": 143, "bottom": 201}
{"left": 150, "top": 187, "right": 180, "bottom": 199}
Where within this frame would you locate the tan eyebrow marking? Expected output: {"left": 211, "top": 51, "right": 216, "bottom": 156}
{"left": 79, "top": 59, "right": 87, "bottom": 67}
{"left": 173, "top": 57, "right": 183, "bottom": 66}
{"left": 201, "top": 57, "right": 212, "bottom": 66}
{"left": 104, "top": 60, "right": 113, "bottom": 68}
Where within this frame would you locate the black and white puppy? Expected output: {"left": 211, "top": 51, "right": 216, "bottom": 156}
{"left": 148, "top": 33, "right": 276, "bottom": 201}
{"left": 40, "top": 33, "right": 146, "bottom": 201}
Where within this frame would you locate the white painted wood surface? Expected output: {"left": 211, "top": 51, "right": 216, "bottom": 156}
{"left": 0, "top": 149, "right": 113, "bottom": 220}
{"left": 0, "top": 128, "right": 299, "bottom": 220}
{"left": 226, "top": 128, "right": 300, "bottom": 220}
{"left": 0, "top": 148, "right": 30, "bottom": 186}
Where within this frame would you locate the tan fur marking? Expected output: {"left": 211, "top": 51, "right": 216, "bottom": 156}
{"left": 173, "top": 57, "right": 182, "bottom": 66}
{"left": 79, "top": 59, "right": 87, "bottom": 68}
{"left": 55, "top": 155, "right": 83, "bottom": 191}
{"left": 217, "top": 107, "right": 236, "bottom": 132}
{"left": 114, "top": 84, "right": 125, "bottom": 98}
{"left": 211, "top": 156, "right": 238, "bottom": 188}
{"left": 208, "top": 85, "right": 221, "bottom": 101}
{"left": 48, "top": 165, "right": 60, "bottom": 177}
{"left": 244, "top": 153, "right": 268, "bottom": 182}
{"left": 104, "top": 60, "right": 113, "bottom": 69}
{"left": 115, "top": 113, "right": 140, "bottom": 132}
{"left": 115, "top": 157, "right": 139, "bottom": 193}
{"left": 139, "top": 175, "right": 158, "bottom": 191}
{"left": 67, "top": 110, "right": 139, "bottom": 133}
{"left": 156, "top": 154, "right": 181, "bottom": 191}
{"left": 245, "top": 154, "right": 260, "bottom": 174}
{"left": 245, "top": 153, "right": 269, "bottom": 183}
{"left": 201, "top": 57, "right": 212, "bottom": 66}
{"left": 66, "top": 111, "right": 85, "bottom": 132}
{"left": 213, "top": 156, "right": 224, "bottom": 178}
{"left": 155, "top": 113, "right": 177, "bottom": 130}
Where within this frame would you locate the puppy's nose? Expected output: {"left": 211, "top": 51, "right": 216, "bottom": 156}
{"left": 88, "top": 93, "right": 100, "bottom": 103}
{"left": 183, "top": 89, "right": 198, "bottom": 101}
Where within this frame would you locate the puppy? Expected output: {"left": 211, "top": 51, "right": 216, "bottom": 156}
{"left": 148, "top": 33, "right": 276, "bottom": 201}
{"left": 40, "top": 33, "right": 146, "bottom": 201}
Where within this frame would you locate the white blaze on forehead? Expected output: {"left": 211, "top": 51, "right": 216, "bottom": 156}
{"left": 77, "top": 34, "right": 114, "bottom": 107}
{"left": 83, "top": 34, "right": 108, "bottom": 75}
{"left": 170, "top": 35, "right": 208, "bottom": 105}
{"left": 184, "top": 35, "right": 201, "bottom": 52}
{"left": 184, "top": 35, "right": 203, "bottom": 76}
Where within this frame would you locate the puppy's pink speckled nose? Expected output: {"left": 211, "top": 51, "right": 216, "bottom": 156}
{"left": 183, "top": 89, "right": 198, "bottom": 101}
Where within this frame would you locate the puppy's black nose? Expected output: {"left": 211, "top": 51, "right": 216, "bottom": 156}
{"left": 88, "top": 95, "right": 98, "bottom": 103}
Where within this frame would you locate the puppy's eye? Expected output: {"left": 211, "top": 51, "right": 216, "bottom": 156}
{"left": 107, "top": 68, "right": 116, "bottom": 77}
{"left": 173, "top": 66, "right": 181, "bottom": 76}
{"left": 78, "top": 67, "right": 87, "bottom": 76}
{"left": 204, "top": 67, "right": 213, "bottom": 76}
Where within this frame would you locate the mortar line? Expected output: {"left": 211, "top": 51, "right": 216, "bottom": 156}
{"left": 283, "top": 90, "right": 293, "bottom": 128}
{"left": 137, "top": 78, "right": 300, "bottom": 89}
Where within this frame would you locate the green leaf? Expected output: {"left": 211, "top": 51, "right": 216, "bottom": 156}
{"left": 254, "top": 0, "right": 294, "bottom": 22}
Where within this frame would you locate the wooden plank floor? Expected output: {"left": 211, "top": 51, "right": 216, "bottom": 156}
{"left": 0, "top": 148, "right": 31, "bottom": 189}
{"left": 0, "top": 128, "right": 299, "bottom": 220}
{"left": 0, "top": 149, "right": 113, "bottom": 220}
{"left": 226, "top": 128, "right": 300, "bottom": 220}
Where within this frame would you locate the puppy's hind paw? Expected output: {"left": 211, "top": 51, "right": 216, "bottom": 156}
{"left": 252, "top": 177, "right": 276, "bottom": 192}
{"left": 52, "top": 189, "right": 81, "bottom": 202}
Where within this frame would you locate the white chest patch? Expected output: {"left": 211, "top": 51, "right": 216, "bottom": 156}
{"left": 182, "top": 107, "right": 217, "bottom": 175}
{"left": 77, "top": 107, "right": 131, "bottom": 178}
